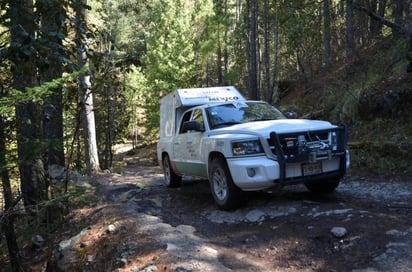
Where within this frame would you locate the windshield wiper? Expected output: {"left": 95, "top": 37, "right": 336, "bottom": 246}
{"left": 251, "top": 118, "right": 274, "bottom": 122}
{"left": 213, "top": 121, "right": 241, "bottom": 129}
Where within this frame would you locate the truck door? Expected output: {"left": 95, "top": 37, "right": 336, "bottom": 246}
{"left": 186, "top": 109, "right": 205, "bottom": 176}
{"left": 173, "top": 109, "right": 207, "bottom": 177}
{"left": 173, "top": 110, "right": 192, "bottom": 172}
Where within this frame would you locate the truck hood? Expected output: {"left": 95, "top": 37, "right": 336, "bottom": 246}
{"left": 213, "top": 119, "right": 335, "bottom": 136}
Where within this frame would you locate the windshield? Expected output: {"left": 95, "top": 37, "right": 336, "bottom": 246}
{"left": 206, "top": 101, "right": 287, "bottom": 129}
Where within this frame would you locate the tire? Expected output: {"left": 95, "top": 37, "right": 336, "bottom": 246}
{"left": 209, "top": 157, "right": 244, "bottom": 210}
{"left": 304, "top": 178, "right": 340, "bottom": 193}
{"left": 162, "top": 155, "right": 182, "bottom": 188}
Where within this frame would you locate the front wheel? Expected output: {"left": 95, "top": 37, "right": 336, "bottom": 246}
{"left": 304, "top": 178, "right": 340, "bottom": 193}
{"left": 162, "top": 155, "right": 182, "bottom": 188}
{"left": 209, "top": 157, "right": 244, "bottom": 210}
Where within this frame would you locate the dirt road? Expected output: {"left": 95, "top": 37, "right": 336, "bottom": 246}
{"left": 52, "top": 151, "right": 412, "bottom": 272}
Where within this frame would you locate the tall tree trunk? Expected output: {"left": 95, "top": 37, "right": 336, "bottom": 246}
{"left": 38, "top": 0, "right": 66, "bottom": 187}
{"left": 272, "top": 0, "right": 279, "bottom": 104}
{"left": 346, "top": 0, "right": 356, "bottom": 59}
{"left": 214, "top": 0, "right": 226, "bottom": 86}
{"left": 0, "top": 102, "right": 21, "bottom": 271}
{"left": 392, "top": 0, "right": 404, "bottom": 39}
{"left": 81, "top": 70, "right": 100, "bottom": 174}
{"left": 369, "top": 0, "right": 387, "bottom": 38}
{"left": 247, "top": 0, "right": 258, "bottom": 100}
{"left": 369, "top": 0, "right": 379, "bottom": 37}
{"left": 102, "top": 86, "right": 114, "bottom": 170}
{"left": 405, "top": 0, "right": 412, "bottom": 72}
{"left": 235, "top": 0, "right": 243, "bottom": 85}
{"left": 262, "top": 0, "right": 271, "bottom": 102}
{"left": 376, "top": 0, "right": 388, "bottom": 36}
{"left": 357, "top": 0, "right": 369, "bottom": 46}
{"left": 11, "top": 0, "right": 47, "bottom": 211}
{"left": 324, "top": 0, "right": 332, "bottom": 68}
{"left": 217, "top": 30, "right": 224, "bottom": 86}
{"left": 223, "top": 0, "right": 229, "bottom": 81}
{"left": 75, "top": 0, "right": 100, "bottom": 174}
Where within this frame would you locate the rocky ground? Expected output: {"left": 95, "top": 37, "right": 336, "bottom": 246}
{"left": 15, "top": 145, "right": 412, "bottom": 272}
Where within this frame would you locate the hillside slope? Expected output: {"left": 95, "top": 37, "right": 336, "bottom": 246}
{"left": 279, "top": 39, "right": 412, "bottom": 177}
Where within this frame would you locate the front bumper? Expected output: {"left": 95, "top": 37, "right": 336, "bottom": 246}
{"left": 227, "top": 155, "right": 347, "bottom": 191}
{"left": 226, "top": 125, "right": 349, "bottom": 191}
{"left": 227, "top": 156, "right": 280, "bottom": 190}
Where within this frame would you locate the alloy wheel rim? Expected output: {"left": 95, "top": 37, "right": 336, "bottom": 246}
{"left": 213, "top": 168, "right": 227, "bottom": 200}
{"left": 164, "top": 159, "right": 171, "bottom": 184}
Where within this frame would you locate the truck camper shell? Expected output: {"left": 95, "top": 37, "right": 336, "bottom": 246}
{"left": 159, "top": 86, "right": 245, "bottom": 138}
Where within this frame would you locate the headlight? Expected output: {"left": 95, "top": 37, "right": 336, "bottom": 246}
{"left": 329, "top": 132, "right": 337, "bottom": 150}
{"left": 232, "top": 140, "right": 264, "bottom": 156}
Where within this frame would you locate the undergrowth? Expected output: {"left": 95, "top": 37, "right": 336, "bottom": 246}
{"left": 348, "top": 119, "right": 412, "bottom": 176}
{"left": 281, "top": 38, "right": 412, "bottom": 178}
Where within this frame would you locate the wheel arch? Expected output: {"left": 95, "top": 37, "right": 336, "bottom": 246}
{"left": 161, "top": 152, "right": 181, "bottom": 176}
{"left": 159, "top": 151, "right": 169, "bottom": 168}
{"left": 207, "top": 151, "right": 227, "bottom": 179}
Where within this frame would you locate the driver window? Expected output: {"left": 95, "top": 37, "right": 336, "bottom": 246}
{"left": 192, "top": 109, "right": 204, "bottom": 131}
{"left": 179, "top": 111, "right": 192, "bottom": 134}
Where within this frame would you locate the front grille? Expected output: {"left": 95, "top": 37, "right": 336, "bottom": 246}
{"left": 267, "top": 127, "right": 347, "bottom": 163}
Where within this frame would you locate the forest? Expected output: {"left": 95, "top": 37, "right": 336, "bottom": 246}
{"left": 1, "top": 0, "right": 412, "bottom": 270}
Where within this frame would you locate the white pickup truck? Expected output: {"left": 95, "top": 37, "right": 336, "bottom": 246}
{"left": 157, "top": 86, "right": 350, "bottom": 210}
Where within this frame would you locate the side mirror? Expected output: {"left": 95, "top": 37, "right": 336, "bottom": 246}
{"left": 182, "top": 120, "right": 203, "bottom": 133}
{"left": 285, "top": 112, "right": 298, "bottom": 119}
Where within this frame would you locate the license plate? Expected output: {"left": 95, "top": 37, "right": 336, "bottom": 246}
{"left": 302, "top": 163, "right": 322, "bottom": 176}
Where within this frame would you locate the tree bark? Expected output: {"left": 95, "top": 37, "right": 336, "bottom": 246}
{"left": 75, "top": 0, "right": 100, "bottom": 174}
{"left": 38, "top": 0, "right": 66, "bottom": 185}
{"left": 223, "top": 0, "right": 229, "bottom": 82}
{"left": 377, "top": 0, "right": 388, "bottom": 36}
{"left": 369, "top": 0, "right": 379, "bottom": 37}
{"left": 346, "top": 0, "right": 356, "bottom": 59}
{"left": 217, "top": 30, "right": 224, "bottom": 86}
{"left": 324, "top": 0, "right": 332, "bottom": 67}
{"left": 393, "top": 0, "right": 404, "bottom": 39}
{"left": 1, "top": 102, "right": 21, "bottom": 271}
{"left": 404, "top": 0, "right": 412, "bottom": 72}
{"left": 262, "top": 0, "right": 271, "bottom": 102}
{"left": 272, "top": 0, "right": 279, "bottom": 103}
{"left": 11, "top": 0, "right": 48, "bottom": 210}
{"left": 247, "top": 0, "right": 258, "bottom": 100}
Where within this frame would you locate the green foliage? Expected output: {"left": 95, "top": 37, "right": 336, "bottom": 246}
{"left": 349, "top": 118, "right": 412, "bottom": 176}
{"left": 0, "top": 69, "right": 86, "bottom": 115}
{"left": 122, "top": 0, "right": 214, "bottom": 142}
{"left": 351, "top": 145, "right": 412, "bottom": 176}
{"left": 68, "top": 185, "right": 100, "bottom": 208}
{"left": 86, "top": 0, "right": 150, "bottom": 161}
{"left": 142, "top": 0, "right": 197, "bottom": 84}
{"left": 278, "top": 0, "right": 323, "bottom": 79}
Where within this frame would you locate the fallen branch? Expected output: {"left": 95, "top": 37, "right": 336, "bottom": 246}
{"left": 353, "top": 4, "right": 404, "bottom": 33}
{"left": 0, "top": 193, "right": 23, "bottom": 223}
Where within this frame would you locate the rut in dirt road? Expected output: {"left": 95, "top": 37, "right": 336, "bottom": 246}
{"left": 104, "top": 168, "right": 412, "bottom": 272}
